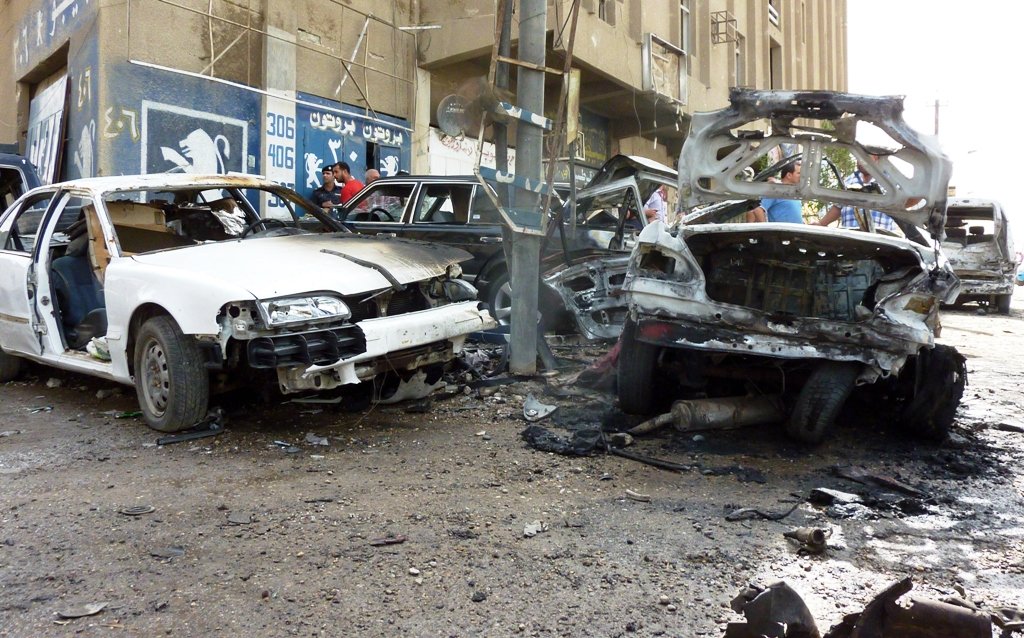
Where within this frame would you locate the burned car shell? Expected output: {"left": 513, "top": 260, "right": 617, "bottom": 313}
{"left": 941, "top": 198, "right": 1018, "bottom": 314}
{"left": 337, "top": 155, "right": 676, "bottom": 340}
{"left": 0, "top": 174, "right": 494, "bottom": 431}
{"left": 618, "top": 89, "right": 961, "bottom": 442}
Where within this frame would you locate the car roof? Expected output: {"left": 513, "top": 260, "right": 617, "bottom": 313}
{"left": 26, "top": 173, "right": 283, "bottom": 195}
{"left": 371, "top": 174, "right": 479, "bottom": 184}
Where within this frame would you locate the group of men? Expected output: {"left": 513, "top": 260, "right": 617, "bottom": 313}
{"left": 311, "top": 162, "right": 381, "bottom": 212}
{"left": 745, "top": 158, "right": 896, "bottom": 230}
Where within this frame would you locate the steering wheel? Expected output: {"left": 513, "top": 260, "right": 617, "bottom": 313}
{"left": 240, "top": 218, "right": 288, "bottom": 237}
{"left": 369, "top": 207, "right": 396, "bottom": 222}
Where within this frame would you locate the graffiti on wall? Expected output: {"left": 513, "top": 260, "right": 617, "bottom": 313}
{"left": 141, "top": 101, "right": 247, "bottom": 175}
{"left": 295, "top": 92, "right": 410, "bottom": 200}
{"left": 14, "top": 0, "right": 96, "bottom": 73}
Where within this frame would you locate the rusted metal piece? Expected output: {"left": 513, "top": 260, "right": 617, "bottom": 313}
{"left": 726, "top": 582, "right": 821, "bottom": 638}
{"left": 783, "top": 527, "right": 831, "bottom": 554}
{"left": 880, "top": 598, "right": 992, "bottom": 638}
{"left": 628, "top": 394, "right": 784, "bottom": 435}
{"left": 836, "top": 578, "right": 992, "bottom": 638}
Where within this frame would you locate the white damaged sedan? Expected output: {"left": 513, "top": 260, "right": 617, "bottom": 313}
{"left": 0, "top": 174, "right": 494, "bottom": 431}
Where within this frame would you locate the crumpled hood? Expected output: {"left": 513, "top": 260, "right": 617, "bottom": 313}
{"left": 130, "top": 233, "right": 470, "bottom": 299}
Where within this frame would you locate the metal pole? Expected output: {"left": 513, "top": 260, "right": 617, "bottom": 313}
{"left": 494, "top": 0, "right": 513, "bottom": 208}
{"left": 508, "top": 0, "right": 546, "bottom": 375}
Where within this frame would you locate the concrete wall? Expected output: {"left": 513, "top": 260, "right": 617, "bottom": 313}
{"left": 0, "top": 0, "right": 416, "bottom": 203}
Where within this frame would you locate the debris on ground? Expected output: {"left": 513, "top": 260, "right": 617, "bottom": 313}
{"left": 724, "top": 502, "right": 801, "bottom": 522}
{"left": 521, "top": 424, "right": 603, "bottom": 456}
{"left": 368, "top": 535, "right": 407, "bottom": 547}
{"left": 523, "top": 520, "right": 547, "bottom": 537}
{"left": 118, "top": 505, "right": 155, "bottom": 516}
{"left": 227, "top": 512, "right": 252, "bottom": 525}
{"left": 56, "top": 602, "right": 108, "bottom": 620}
{"left": 725, "top": 578, "right": 1001, "bottom": 638}
{"left": 155, "top": 411, "right": 225, "bottom": 446}
{"left": 304, "top": 432, "right": 329, "bottom": 446}
{"left": 149, "top": 546, "right": 185, "bottom": 561}
{"left": 822, "top": 578, "right": 992, "bottom": 638}
{"left": 523, "top": 394, "right": 557, "bottom": 422}
{"left": 624, "top": 489, "right": 651, "bottom": 503}
{"left": 782, "top": 527, "right": 831, "bottom": 555}
{"left": 808, "top": 488, "right": 863, "bottom": 506}
{"left": 831, "top": 465, "right": 925, "bottom": 498}
{"left": 45, "top": 378, "right": 62, "bottom": 389}
{"left": 725, "top": 581, "right": 819, "bottom": 638}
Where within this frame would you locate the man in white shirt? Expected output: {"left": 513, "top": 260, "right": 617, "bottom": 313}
{"left": 643, "top": 184, "right": 669, "bottom": 223}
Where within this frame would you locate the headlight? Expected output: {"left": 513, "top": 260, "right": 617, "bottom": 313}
{"left": 442, "top": 278, "right": 478, "bottom": 302}
{"left": 258, "top": 295, "right": 350, "bottom": 327}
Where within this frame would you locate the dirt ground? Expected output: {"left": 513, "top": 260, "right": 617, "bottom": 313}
{"left": 2, "top": 296, "right": 1023, "bottom": 637}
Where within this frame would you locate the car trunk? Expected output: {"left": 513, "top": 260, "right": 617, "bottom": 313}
{"left": 682, "top": 226, "right": 925, "bottom": 322}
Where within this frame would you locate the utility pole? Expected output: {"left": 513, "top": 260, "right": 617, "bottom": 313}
{"left": 934, "top": 98, "right": 940, "bottom": 136}
{"left": 508, "top": 0, "right": 546, "bottom": 375}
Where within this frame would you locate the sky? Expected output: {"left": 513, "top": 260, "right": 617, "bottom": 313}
{"left": 847, "top": 0, "right": 1023, "bottom": 244}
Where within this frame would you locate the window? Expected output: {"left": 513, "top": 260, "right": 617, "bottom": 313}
{"left": 415, "top": 185, "right": 473, "bottom": 224}
{"left": 0, "top": 167, "right": 28, "bottom": 209}
{"left": 346, "top": 183, "right": 415, "bottom": 222}
{"left": 734, "top": 35, "right": 746, "bottom": 86}
{"left": 769, "top": 40, "right": 782, "bottom": 89}
{"left": 598, "top": 0, "right": 615, "bottom": 25}
{"left": 768, "top": 0, "right": 780, "bottom": 26}
{"left": 679, "top": 0, "right": 692, "bottom": 72}
{"left": 2, "top": 192, "right": 56, "bottom": 253}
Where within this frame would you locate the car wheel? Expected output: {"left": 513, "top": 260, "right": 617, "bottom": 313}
{"left": 485, "top": 271, "right": 512, "bottom": 325}
{"left": 616, "top": 318, "right": 662, "bottom": 415}
{"left": 0, "top": 347, "right": 22, "bottom": 382}
{"left": 901, "top": 344, "right": 966, "bottom": 441}
{"left": 996, "top": 294, "right": 1012, "bottom": 315}
{"left": 133, "top": 316, "right": 209, "bottom": 432}
{"left": 786, "top": 361, "right": 861, "bottom": 444}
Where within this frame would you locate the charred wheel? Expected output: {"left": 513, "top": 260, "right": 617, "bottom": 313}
{"left": 133, "top": 315, "right": 210, "bottom": 432}
{"left": 785, "top": 361, "right": 861, "bottom": 444}
{"left": 900, "top": 344, "right": 966, "bottom": 441}
{"left": 617, "top": 318, "right": 663, "bottom": 415}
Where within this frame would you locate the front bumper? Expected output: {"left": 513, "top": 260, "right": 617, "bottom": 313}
{"left": 275, "top": 301, "right": 495, "bottom": 392}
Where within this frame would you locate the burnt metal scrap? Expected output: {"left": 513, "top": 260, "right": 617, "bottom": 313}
{"left": 725, "top": 578, "right": 999, "bottom": 638}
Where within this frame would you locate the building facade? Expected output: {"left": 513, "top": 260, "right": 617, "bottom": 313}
{"left": 0, "top": 0, "right": 845, "bottom": 203}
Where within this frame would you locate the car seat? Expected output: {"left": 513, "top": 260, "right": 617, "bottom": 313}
{"left": 51, "top": 226, "right": 106, "bottom": 349}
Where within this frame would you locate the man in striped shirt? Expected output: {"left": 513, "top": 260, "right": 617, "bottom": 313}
{"left": 815, "top": 161, "right": 896, "bottom": 231}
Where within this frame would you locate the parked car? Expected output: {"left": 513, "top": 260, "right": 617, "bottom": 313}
{"left": 0, "top": 174, "right": 494, "bottom": 432}
{"left": 941, "top": 198, "right": 1018, "bottom": 314}
{"left": 334, "top": 156, "right": 677, "bottom": 339}
{"left": 0, "top": 150, "right": 42, "bottom": 209}
{"left": 617, "top": 89, "right": 965, "bottom": 443}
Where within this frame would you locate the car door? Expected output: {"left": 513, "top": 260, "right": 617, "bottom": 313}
{"left": 0, "top": 189, "right": 59, "bottom": 355}
{"left": 399, "top": 183, "right": 502, "bottom": 280}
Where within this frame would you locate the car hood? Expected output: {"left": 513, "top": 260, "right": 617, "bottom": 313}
{"left": 130, "top": 233, "right": 470, "bottom": 299}
{"left": 677, "top": 89, "right": 952, "bottom": 238}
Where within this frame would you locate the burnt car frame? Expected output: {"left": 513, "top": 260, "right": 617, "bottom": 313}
{"left": 335, "top": 156, "right": 677, "bottom": 339}
{"left": 941, "top": 197, "right": 1018, "bottom": 314}
{"left": 617, "top": 89, "right": 964, "bottom": 443}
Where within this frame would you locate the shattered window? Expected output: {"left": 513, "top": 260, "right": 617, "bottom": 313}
{"left": 2, "top": 192, "right": 55, "bottom": 253}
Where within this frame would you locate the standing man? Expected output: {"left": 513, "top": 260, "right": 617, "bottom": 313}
{"left": 332, "top": 162, "right": 365, "bottom": 204}
{"left": 310, "top": 165, "right": 341, "bottom": 212}
{"left": 364, "top": 168, "right": 381, "bottom": 184}
{"left": 643, "top": 184, "right": 669, "bottom": 223}
{"left": 746, "top": 162, "right": 804, "bottom": 223}
{"left": 814, "top": 158, "right": 896, "bottom": 231}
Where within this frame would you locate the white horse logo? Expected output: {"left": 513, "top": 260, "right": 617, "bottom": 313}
{"left": 161, "top": 129, "right": 230, "bottom": 174}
